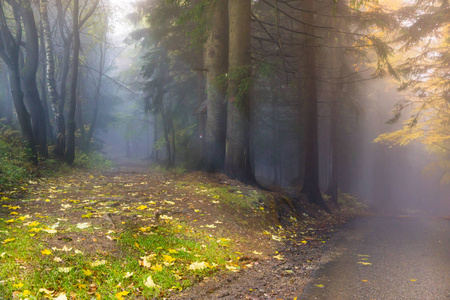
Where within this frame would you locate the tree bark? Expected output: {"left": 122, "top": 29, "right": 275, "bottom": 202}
{"left": 300, "top": 0, "right": 327, "bottom": 210}
{"left": 204, "top": 0, "right": 228, "bottom": 172}
{"left": 0, "top": 1, "right": 37, "bottom": 163}
{"left": 21, "top": 0, "right": 48, "bottom": 158}
{"left": 66, "top": 0, "right": 80, "bottom": 165}
{"left": 83, "top": 41, "right": 106, "bottom": 153}
{"left": 40, "top": 0, "right": 66, "bottom": 157}
{"left": 224, "top": 0, "right": 254, "bottom": 182}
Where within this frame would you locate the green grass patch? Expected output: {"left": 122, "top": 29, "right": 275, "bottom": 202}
{"left": 178, "top": 181, "right": 265, "bottom": 212}
{"left": 0, "top": 214, "right": 237, "bottom": 299}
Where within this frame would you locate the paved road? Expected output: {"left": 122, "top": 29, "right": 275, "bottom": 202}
{"left": 301, "top": 216, "right": 450, "bottom": 300}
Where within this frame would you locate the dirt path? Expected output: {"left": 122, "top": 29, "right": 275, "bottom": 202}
{"left": 1, "top": 162, "right": 349, "bottom": 299}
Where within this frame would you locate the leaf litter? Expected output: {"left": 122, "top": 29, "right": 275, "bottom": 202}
{"left": 0, "top": 164, "right": 356, "bottom": 299}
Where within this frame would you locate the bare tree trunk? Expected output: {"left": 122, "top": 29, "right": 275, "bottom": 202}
{"left": 38, "top": 18, "right": 53, "bottom": 144}
{"left": 0, "top": 2, "right": 37, "bottom": 163}
{"left": 224, "top": 0, "right": 255, "bottom": 182}
{"left": 83, "top": 41, "right": 106, "bottom": 153}
{"left": 21, "top": 0, "right": 48, "bottom": 158}
{"left": 300, "top": 0, "right": 327, "bottom": 210}
{"left": 66, "top": 0, "right": 80, "bottom": 164}
{"left": 204, "top": 0, "right": 228, "bottom": 172}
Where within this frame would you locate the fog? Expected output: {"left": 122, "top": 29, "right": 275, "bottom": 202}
{"left": 80, "top": 0, "right": 448, "bottom": 217}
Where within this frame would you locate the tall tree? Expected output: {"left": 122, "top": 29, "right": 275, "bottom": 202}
{"left": 20, "top": 0, "right": 48, "bottom": 158}
{"left": 65, "top": 0, "right": 80, "bottom": 164}
{"left": 299, "top": 0, "right": 327, "bottom": 209}
{"left": 0, "top": 0, "right": 37, "bottom": 163}
{"left": 224, "top": 0, "right": 254, "bottom": 182}
{"left": 204, "top": 0, "right": 228, "bottom": 172}
{"left": 40, "top": 0, "right": 65, "bottom": 157}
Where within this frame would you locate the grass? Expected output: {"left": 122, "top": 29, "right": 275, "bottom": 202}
{"left": 0, "top": 125, "right": 114, "bottom": 195}
{"left": 177, "top": 181, "right": 265, "bottom": 213}
{"left": 0, "top": 209, "right": 238, "bottom": 299}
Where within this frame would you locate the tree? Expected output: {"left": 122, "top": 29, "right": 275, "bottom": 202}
{"left": 299, "top": 0, "right": 328, "bottom": 209}
{"left": 224, "top": 0, "right": 254, "bottom": 182}
{"left": 204, "top": 0, "right": 228, "bottom": 172}
{"left": 0, "top": 0, "right": 37, "bottom": 163}
{"left": 375, "top": 0, "right": 449, "bottom": 185}
{"left": 19, "top": 0, "right": 48, "bottom": 158}
{"left": 40, "top": 0, "right": 65, "bottom": 157}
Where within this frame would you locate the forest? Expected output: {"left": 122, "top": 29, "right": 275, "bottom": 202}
{"left": 0, "top": 0, "right": 449, "bottom": 298}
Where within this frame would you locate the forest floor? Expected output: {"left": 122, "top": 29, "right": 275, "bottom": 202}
{"left": 0, "top": 159, "right": 363, "bottom": 299}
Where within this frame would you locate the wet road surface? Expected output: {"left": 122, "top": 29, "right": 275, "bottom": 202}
{"left": 301, "top": 216, "right": 450, "bottom": 300}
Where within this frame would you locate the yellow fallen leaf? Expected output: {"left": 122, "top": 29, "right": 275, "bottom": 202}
{"left": 23, "top": 290, "right": 31, "bottom": 296}
{"left": 361, "top": 279, "right": 368, "bottom": 282}
{"left": 41, "top": 249, "right": 52, "bottom": 255}
{"left": 410, "top": 279, "right": 417, "bottom": 282}
{"left": 252, "top": 251, "right": 262, "bottom": 255}
{"left": 2, "top": 238, "right": 15, "bottom": 244}
{"left": 168, "top": 249, "right": 178, "bottom": 254}
{"left": 28, "top": 221, "right": 40, "bottom": 227}
{"left": 12, "top": 282, "right": 24, "bottom": 289}
{"left": 115, "top": 291, "right": 129, "bottom": 300}
{"left": 10, "top": 212, "right": 18, "bottom": 215}
{"left": 151, "top": 264, "right": 163, "bottom": 272}
{"left": 357, "top": 262, "right": 372, "bottom": 265}
{"left": 136, "top": 205, "right": 147, "bottom": 210}
{"left": 83, "top": 269, "right": 92, "bottom": 276}
{"left": 273, "top": 254, "right": 284, "bottom": 261}
{"left": 316, "top": 284, "right": 325, "bottom": 288}
{"left": 5, "top": 219, "right": 14, "bottom": 223}
{"left": 162, "top": 255, "right": 175, "bottom": 263}
{"left": 301, "top": 240, "right": 308, "bottom": 244}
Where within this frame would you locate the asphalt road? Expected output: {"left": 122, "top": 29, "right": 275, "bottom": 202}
{"left": 301, "top": 216, "right": 450, "bottom": 300}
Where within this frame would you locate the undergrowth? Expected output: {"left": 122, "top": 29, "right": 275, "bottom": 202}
{"left": 0, "top": 126, "right": 113, "bottom": 193}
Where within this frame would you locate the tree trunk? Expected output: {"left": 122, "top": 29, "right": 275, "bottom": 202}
{"left": 204, "top": 0, "right": 228, "bottom": 172}
{"left": 40, "top": 0, "right": 67, "bottom": 156}
{"left": 83, "top": 41, "right": 106, "bottom": 153}
{"left": 66, "top": 0, "right": 80, "bottom": 165}
{"left": 300, "top": 0, "right": 327, "bottom": 210}
{"left": 0, "top": 2, "right": 37, "bottom": 163}
{"left": 39, "top": 17, "right": 53, "bottom": 144}
{"left": 21, "top": 0, "right": 48, "bottom": 158}
{"left": 224, "top": 0, "right": 254, "bottom": 182}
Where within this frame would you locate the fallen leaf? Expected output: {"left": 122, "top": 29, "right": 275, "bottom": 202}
{"left": 136, "top": 205, "right": 147, "bottom": 210}
{"left": 83, "top": 269, "right": 92, "bottom": 276}
{"left": 144, "top": 275, "right": 160, "bottom": 289}
{"left": 271, "top": 235, "right": 282, "bottom": 241}
{"left": 115, "top": 291, "right": 129, "bottom": 300}
{"left": 273, "top": 254, "right": 284, "bottom": 261}
{"left": 316, "top": 284, "right": 325, "bottom": 288}
{"left": 57, "top": 267, "right": 73, "bottom": 273}
{"left": 12, "top": 282, "right": 24, "bottom": 289}
{"left": 357, "top": 262, "right": 372, "bottom": 265}
{"left": 39, "top": 288, "right": 54, "bottom": 295}
{"left": 76, "top": 222, "right": 91, "bottom": 229}
{"left": 53, "top": 293, "right": 67, "bottom": 300}
{"left": 2, "top": 238, "right": 15, "bottom": 244}
{"left": 189, "top": 261, "right": 208, "bottom": 270}
{"left": 124, "top": 272, "right": 133, "bottom": 278}
{"left": 42, "top": 249, "right": 52, "bottom": 255}
{"left": 90, "top": 260, "right": 106, "bottom": 267}
{"left": 151, "top": 264, "right": 163, "bottom": 272}
{"left": 162, "top": 255, "right": 175, "bottom": 263}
